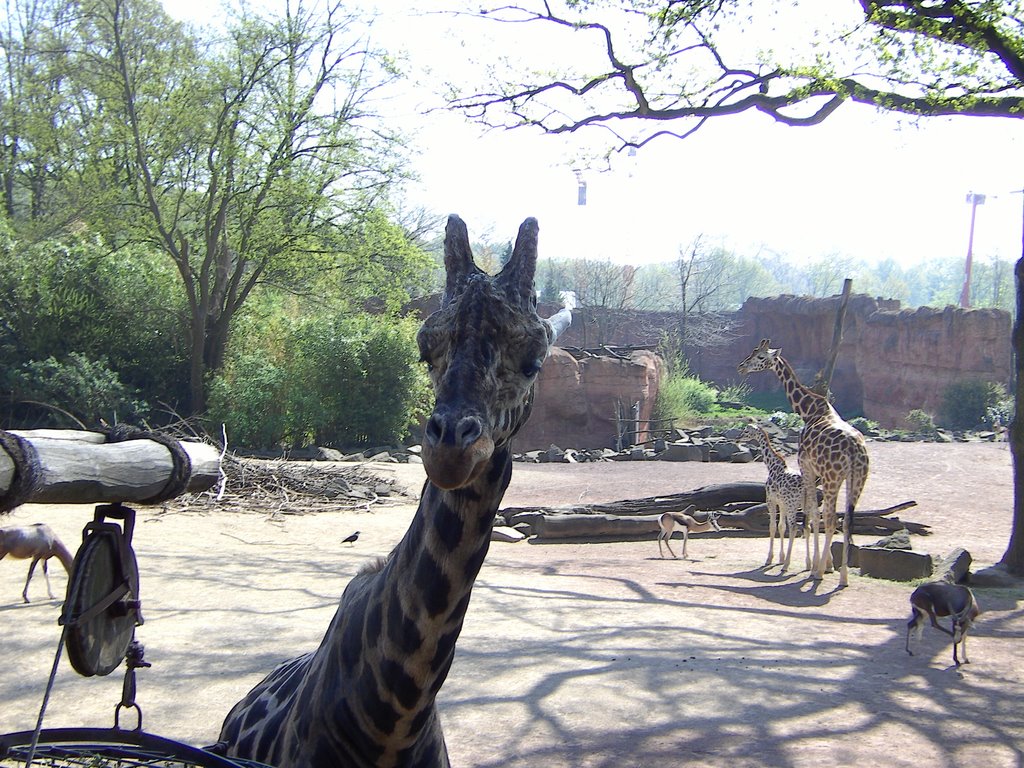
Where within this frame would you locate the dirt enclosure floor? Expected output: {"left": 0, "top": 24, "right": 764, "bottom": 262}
{"left": 1, "top": 441, "right": 1023, "bottom": 768}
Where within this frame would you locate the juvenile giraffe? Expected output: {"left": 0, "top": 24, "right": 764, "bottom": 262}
{"left": 214, "top": 215, "right": 570, "bottom": 768}
{"left": 738, "top": 339, "right": 869, "bottom": 587}
{"left": 740, "top": 424, "right": 806, "bottom": 572}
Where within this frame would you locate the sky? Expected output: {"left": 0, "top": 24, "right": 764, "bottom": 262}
{"left": 164, "top": 1, "right": 1024, "bottom": 271}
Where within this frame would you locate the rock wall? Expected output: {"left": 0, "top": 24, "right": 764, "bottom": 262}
{"left": 517, "top": 348, "right": 664, "bottom": 451}
{"left": 690, "top": 295, "right": 1012, "bottom": 427}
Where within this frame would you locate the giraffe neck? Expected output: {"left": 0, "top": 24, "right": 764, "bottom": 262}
{"left": 755, "top": 431, "right": 789, "bottom": 478}
{"left": 299, "top": 445, "right": 513, "bottom": 766}
{"left": 770, "top": 355, "right": 831, "bottom": 424}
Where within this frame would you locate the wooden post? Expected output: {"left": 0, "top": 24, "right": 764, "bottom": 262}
{"left": 813, "top": 277, "right": 853, "bottom": 396}
{"left": 1, "top": 430, "right": 222, "bottom": 507}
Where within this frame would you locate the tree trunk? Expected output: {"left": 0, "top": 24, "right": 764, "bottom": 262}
{"left": 813, "top": 277, "right": 852, "bottom": 396}
{"left": 1000, "top": 253, "right": 1024, "bottom": 575}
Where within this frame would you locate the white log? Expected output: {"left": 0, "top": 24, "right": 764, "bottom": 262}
{"left": 1, "top": 431, "right": 221, "bottom": 506}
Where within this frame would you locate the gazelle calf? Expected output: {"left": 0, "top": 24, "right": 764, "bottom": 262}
{"left": 906, "top": 581, "right": 981, "bottom": 666}
{"left": 0, "top": 523, "right": 74, "bottom": 603}
{"left": 657, "top": 506, "right": 722, "bottom": 559}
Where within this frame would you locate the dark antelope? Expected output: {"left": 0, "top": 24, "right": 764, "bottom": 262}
{"left": 906, "top": 581, "right": 981, "bottom": 666}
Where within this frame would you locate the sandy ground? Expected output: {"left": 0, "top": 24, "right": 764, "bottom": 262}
{"left": 1, "top": 440, "right": 1022, "bottom": 768}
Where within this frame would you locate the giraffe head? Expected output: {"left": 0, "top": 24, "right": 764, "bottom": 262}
{"left": 737, "top": 338, "right": 779, "bottom": 376}
{"left": 417, "top": 215, "right": 570, "bottom": 490}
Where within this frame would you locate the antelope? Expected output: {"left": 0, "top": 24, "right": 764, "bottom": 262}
{"left": 657, "top": 505, "right": 722, "bottom": 559}
{"left": 0, "top": 523, "right": 74, "bottom": 603}
{"left": 906, "top": 581, "right": 981, "bottom": 666}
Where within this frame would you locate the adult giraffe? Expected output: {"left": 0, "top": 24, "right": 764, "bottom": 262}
{"left": 214, "top": 215, "right": 571, "bottom": 767}
{"left": 738, "top": 339, "right": 869, "bottom": 587}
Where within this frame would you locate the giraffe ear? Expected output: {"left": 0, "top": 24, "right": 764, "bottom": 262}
{"left": 442, "top": 215, "right": 483, "bottom": 307}
{"left": 496, "top": 217, "right": 539, "bottom": 307}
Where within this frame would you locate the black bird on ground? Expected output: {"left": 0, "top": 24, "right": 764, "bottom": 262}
{"left": 342, "top": 531, "right": 360, "bottom": 545}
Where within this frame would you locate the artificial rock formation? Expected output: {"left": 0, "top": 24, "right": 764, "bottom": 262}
{"left": 514, "top": 348, "right": 663, "bottom": 451}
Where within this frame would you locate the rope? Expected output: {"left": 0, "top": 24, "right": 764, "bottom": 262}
{"left": 103, "top": 426, "right": 192, "bottom": 504}
{"left": 0, "top": 430, "right": 42, "bottom": 513}
{"left": 25, "top": 626, "right": 67, "bottom": 768}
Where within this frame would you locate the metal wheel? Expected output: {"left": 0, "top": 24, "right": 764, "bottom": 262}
{"left": 0, "top": 729, "right": 271, "bottom": 768}
{"left": 62, "top": 511, "right": 142, "bottom": 677}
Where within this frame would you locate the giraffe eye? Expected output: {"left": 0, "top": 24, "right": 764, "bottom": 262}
{"left": 522, "top": 358, "right": 543, "bottom": 378}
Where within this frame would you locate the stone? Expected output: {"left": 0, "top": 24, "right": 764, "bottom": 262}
{"left": 315, "top": 447, "right": 344, "bottom": 461}
{"left": 491, "top": 526, "right": 527, "bottom": 543}
{"left": 730, "top": 448, "right": 754, "bottom": 463}
{"left": 656, "top": 443, "right": 706, "bottom": 462}
{"left": 933, "top": 547, "right": 973, "bottom": 584}
{"left": 858, "top": 546, "right": 933, "bottom": 581}
{"left": 831, "top": 540, "right": 860, "bottom": 569}
{"left": 869, "top": 528, "right": 912, "bottom": 550}
{"left": 514, "top": 347, "right": 665, "bottom": 451}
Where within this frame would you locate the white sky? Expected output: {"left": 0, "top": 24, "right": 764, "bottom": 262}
{"left": 165, "top": 1, "right": 1024, "bottom": 270}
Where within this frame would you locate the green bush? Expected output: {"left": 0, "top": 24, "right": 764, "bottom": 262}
{"left": 656, "top": 371, "right": 719, "bottom": 422}
{"left": 939, "top": 380, "right": 1008, "bottom": 430}
{"left": 906, "top": 409, "right": 937, "bottom": 434}
{"left": 9, "top": 352, "right": 148, "bottom": 428}
{"left": 206, "top": 355, "right": 290, "bottom": 449}
{"left": 848, "top": 416, "right": 879, "bottom": 435}
{"left": 768, "top": 410, "right": 803, "bottom": 429}
{"left": 208, "top": 313, "right": 431, "bottom": 449}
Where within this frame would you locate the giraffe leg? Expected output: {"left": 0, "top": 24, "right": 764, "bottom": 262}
{"left": 821, "top": 497, "right": 837, "bottom": 576}
{"left": 782, "top": 508, "right": 796, "bottom": 572}
{"left": 765, "top": 502, "right": 778, "bottom": 567}
{"left": 805, "top": 485, "right": 823, "bottom": 580}
{"left": 838, "top": 502, "right": 853, "bottom": 588}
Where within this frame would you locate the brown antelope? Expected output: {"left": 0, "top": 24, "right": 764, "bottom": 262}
{"left": 657, "top": 505, "right": 722, "bottom": 559}
{"left": 0, "top": 523, "right": 74, "bottom": 603}
{"left": 906, "top": 581, "right": 981, "bottom": 666}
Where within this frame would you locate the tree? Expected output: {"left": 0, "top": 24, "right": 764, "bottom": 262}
{"left": 450, "top": 0, "right": 1024, "bottom": 575}
{"left": 673, "top": 236, "right": 739, "bottom": 354}
{"left": 62, "top": 0, "right": 408, "bottom": 412}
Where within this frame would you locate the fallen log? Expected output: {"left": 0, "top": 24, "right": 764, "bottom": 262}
{"left": 502, "top": 484, "right": 927, "bottom": 541}
{"left": 719, "top": 500, "right": 928, "bottom": 536}
{"left": 1, "top": 429, "right": 222, "bottom": 510}
{"left": 499, "top": 482, "right": 766, "bottom": 523}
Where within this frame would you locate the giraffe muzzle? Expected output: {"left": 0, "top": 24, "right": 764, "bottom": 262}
{"left": 422, "top": 412, "right": 496, "bottom": 489}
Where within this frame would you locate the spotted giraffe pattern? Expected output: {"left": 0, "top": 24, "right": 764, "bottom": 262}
{"left": 214, "top": 216, "right": 571, "bottom": 767}
{"left": 741, "top": 424, "right": 806, "bottom": 572}
{"left": 738, "top": 339, "right": 869, "bottom": 587}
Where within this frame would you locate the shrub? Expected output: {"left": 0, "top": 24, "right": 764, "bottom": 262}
{"left": 656, "top": 371, "right": 718, "bottom": 422}
{"left": 208, "top": 313, "right": 431, "bottom": 450}
{"left": 939, "top": 380, "right": 1009, "bottom": 431}
{"left": 9, "top": 353, "right": 148, "bottom": 428}
{"left": 848, "top": 416, "right": 879, "bottom": 435}
{"left": 768, "top": 410, "right": 803, "bottom": 429}
{"left": 906, "top": 409, "right": 937, "bottom": 434}
{"left": 718, "top": 380, "right": 752, "bottom": 404}
{"left": 206, "top": 355, "right": 290, "bottom": 450}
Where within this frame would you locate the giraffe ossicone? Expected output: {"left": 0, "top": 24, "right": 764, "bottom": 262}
{"left": 213, "top": 215, "right": 569, "bottom": 767}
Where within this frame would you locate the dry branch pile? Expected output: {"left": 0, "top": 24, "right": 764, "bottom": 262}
{"left": 165, "top": 454, "right": 411, "bottom": 516}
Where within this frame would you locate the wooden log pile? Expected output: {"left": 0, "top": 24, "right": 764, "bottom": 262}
{"left": 498, "top": 482, "right": 928, "bottom": 542}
